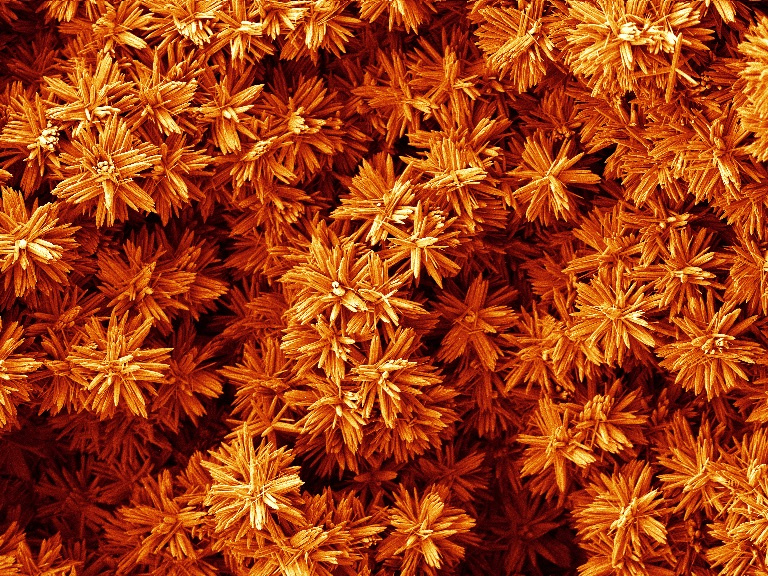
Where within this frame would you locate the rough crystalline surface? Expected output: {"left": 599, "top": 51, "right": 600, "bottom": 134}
{"left": 0, "top": 1, "right": 767, "bottom": 575}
